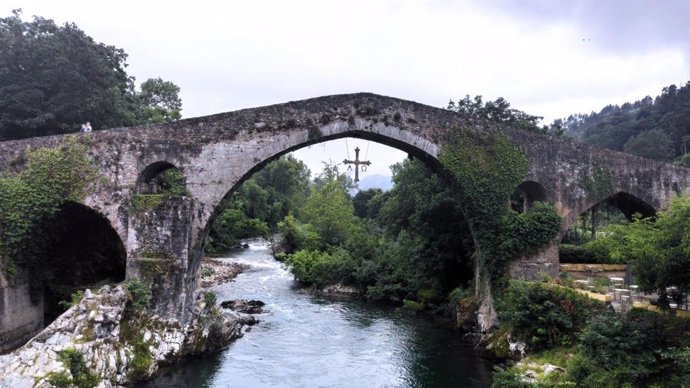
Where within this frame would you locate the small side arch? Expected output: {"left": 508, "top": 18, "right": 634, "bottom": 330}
{"left": 511, "top": 180, "right": 548, "bottom": 213}
{"left": 606, "top": 191, "right": 656, "bottom": 219}
{"left": 136, "top": 161, "right": 186, "bottom": 195}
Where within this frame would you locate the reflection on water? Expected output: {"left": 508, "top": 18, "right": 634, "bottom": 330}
{"left": 138, "top": 239, "right": 493, "bottom": 387}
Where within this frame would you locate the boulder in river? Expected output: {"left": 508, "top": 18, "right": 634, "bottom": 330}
{"left": 220, "top": 299, "right": 265, "bottom": 314}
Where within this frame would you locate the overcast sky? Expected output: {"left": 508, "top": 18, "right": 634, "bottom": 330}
{"left": 4, "top": 0, "right": 689, "bottom": 179}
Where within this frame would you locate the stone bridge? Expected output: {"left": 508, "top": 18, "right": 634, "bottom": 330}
{"left": 2, "top": 92, "right": 690, "bottom": 349}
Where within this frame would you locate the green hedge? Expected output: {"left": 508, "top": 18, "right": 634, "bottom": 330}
{"left": 559, "top": 243, "right": 612, "bottom": 264}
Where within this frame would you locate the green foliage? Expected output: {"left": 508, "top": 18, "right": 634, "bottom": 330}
{"left": 568, "top": 308, "right": 690, "bottom": 387}
{"left": 352, "top": 188, "right": 382, "bottom": 218}
{"left": 125, "top": 279, "right": 150, "bottom": 311}
{"left": 130, "top": 194, "right": 165, "bottom": 214}
{"left": 491, "top": 367, "right": 532, "bottom": 388}
{"left": 402, "top": 299, "right": 424, "bottom": 311}
{"left": 286, "top": 248, "right": 359, "bottom": 287}
{"left": 201, "top": 266, "right": 215, "bottom": 278}
{"left": 439, "top": 130, "right": 560, "bottom": 284}
{"left": 589, "top": 196, "right": 690, "bottom": 300}
{"left": 205, "top": 208, "right": 269, "bottom": 254}
{"left": 496, "top": 280, "right": 606, "bottom": 351}
{"left": 53, "top": 348, "right": 100, "bottom": 388}
{"left": 128, "top": 333, "right": 154, "bottom": 381}
{"left": 0, "top": 10, "right": 182, "bottom": 140}
{"left": 137, "top": 77, "right": 182, "bottom": 124}
{"left": 152, "top": 168, "right": 188, "bottom": 196}
{"left": 203, "top": 291, "right": 217, "bottom": 307}
{"left": 277, "top": 214, "right": 319, "bottom": 254}
{"left": 560, "top": 82, "right": 690, "bottom": 161}
{"left": 559, "top": 243, "right": 618, "bottom": 264}
{"left": 0, "top": 137, "right": 96, "bottom": 276}
{"left": 205, "top": 155, "right": 309, "bottom": 255}
{"left": 447, "top": 95, "right": 545, "bottom": 133}
{"left": 58, "top": 290, "right": 84, "bottom": 310}
{"left": 299, "top": 179, "right": 357, "bottom": 248}
{"left": 623, "top": 129, "right": 674, "bottom": 161}
{"left": 45, "top": 371, "right": 73, "bottom": 388}
{"left": 500, "top": 202, "right": 563, "bottom": 255}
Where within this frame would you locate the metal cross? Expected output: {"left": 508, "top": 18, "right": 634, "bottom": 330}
{"left": 343, "top": 147, "right": 371, "bottom": 183}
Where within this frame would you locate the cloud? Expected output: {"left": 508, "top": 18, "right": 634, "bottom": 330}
{"left": 478, "top": 0, "right": 690, "bottom": 60}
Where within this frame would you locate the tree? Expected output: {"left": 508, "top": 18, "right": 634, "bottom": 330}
{"left": 0, "top": 10, "right": 182, "bottom": 140}
{"left": 623, "top": 129, "right": 674, "bottom": 161}
{"left": 205, "top": 155, "right": 310, "bottom": 254}
{"left": 447, "top": 95, "right": 544, "bottom": 133}
{"left": 300, "top": 179, "right": 356, "bottom": 248}
{"left": 136, "top": 77, "right": 182, "bottom": 124}
{"left": 0, "top": 10, "right": 136, "bottom": 139}
{"left": 352, "top": 188, "right": 382, "bottom": 218}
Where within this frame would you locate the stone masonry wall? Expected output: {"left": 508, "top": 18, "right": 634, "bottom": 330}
{"left": 0, "top": 269, "right": 43, "bottom": 353}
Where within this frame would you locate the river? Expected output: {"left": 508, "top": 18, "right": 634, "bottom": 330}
{"left": 139, "top": 239, "right": 494, "bottom": 387}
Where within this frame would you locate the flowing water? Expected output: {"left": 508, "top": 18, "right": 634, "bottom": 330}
{"left": 139, "top": 239, "right": 493, "bottom": 387}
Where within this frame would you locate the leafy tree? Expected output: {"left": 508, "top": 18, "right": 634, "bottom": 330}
{"left": 447, "top": 95, "right": 544, "bottom": 133}
{"left": 352, "top": 188, "right": 382, "bottom": 218}
{"left": 0, "top": 10, "right": 182, "bottom": 140}
{"left": 558, "top": 82, "right": 690, "bottom": 160}
{"left": 299, "top": 179, "right": 357, "bottom": 248}
{"left": 0, "top": 10, "right": 136, "bottom": 139}
{"left": 311, "top": 162, "right": 356, "bottom": 194}
{"left": 623, "top": 128, "right": 674, "bottom": 161}
{"left": 136, "top": 77, "right": 182, "bottom": 124}
{"left": 205, "top": 155, "right": 310, "bottom": 254}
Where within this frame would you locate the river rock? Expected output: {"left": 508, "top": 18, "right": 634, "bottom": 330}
{"left": 320, "top": 283, "right": 360, "bottom": 296}
{"left": 200, "top": 258, "right": 249, "bottom": 288}
{"left": 220, "top": 299, "right": 265, "bottom": 314}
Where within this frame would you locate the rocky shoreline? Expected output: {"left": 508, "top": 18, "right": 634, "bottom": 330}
{"left": 200, "top": 257, "right": 249, "bottom": 288}
{"left": 0, "top": 259, "right": 252, "bottom": 388}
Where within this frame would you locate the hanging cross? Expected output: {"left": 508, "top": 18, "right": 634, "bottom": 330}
{"left": 343, "top": 147, "right": 371, "bottom": 183}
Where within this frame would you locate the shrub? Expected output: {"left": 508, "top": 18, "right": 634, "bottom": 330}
{"left": 58, "top": 289, "right": 84, "bottom": 310}
{"left": 491, "top": 367, "right": 531, "bottom": 388}
{"left": 125, "top": 279, "right": 150, "bottom": 310}
{"left": 402, "top": 299, "right": 424, "bottom": 311}
{"left": 496, "top": 280, "right": 606, "bottom": 351}
{"left": 51, "top": 348, "right": 100, "bottom": 388}
{"left": 568, "top": 308, "right": 690, "bottom": 387}
{"left": 153, "top": 168, "right": 187, "bottom": 196}
{"left": 201, "top": 266, "right": 215, "bottom": 278}
{"left": 286, "top": 248, "right": 358, "bottom": 287}
{"left": 203, "top": 291, "right": 217, "bottom": 306}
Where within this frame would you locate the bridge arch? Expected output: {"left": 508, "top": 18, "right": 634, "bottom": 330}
{"left": 192, "top": 135, "right": 478, "bottom": 302}
{"left": 188, "top": 129, "right": 463, "bottom": 291}
{"left": 511, "top": 180, "right": 548, "bottom": 213}
{"left": 0, "top": 201, "right": 126, "bottom": 351}
{"left": 561, "top": 191, "right": 656, "bottom": 244}
{"left": 136, "top": 161, "right": 187, "bottom": 195}
{"left": 186, "top": 120, "right": 443, "bottom": 247}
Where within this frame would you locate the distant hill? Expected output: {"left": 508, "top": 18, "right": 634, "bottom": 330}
{"left": 357, "top": 174, "right": 393, "bottom": 191}
{"left": 558, "top": 81, "right": 690, "bottom": 164}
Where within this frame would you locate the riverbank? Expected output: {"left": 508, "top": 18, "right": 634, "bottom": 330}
{"left": 0, "top": 260, "right": 250, "bottom": 388}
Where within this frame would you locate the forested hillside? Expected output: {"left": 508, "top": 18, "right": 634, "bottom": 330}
{"left": 558, "top": 82, "right": 690, "bottom": 163}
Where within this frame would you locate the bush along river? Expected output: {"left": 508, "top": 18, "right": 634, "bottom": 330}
{"left": 138, "top": 239, "right": 494, "bottom": 387}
